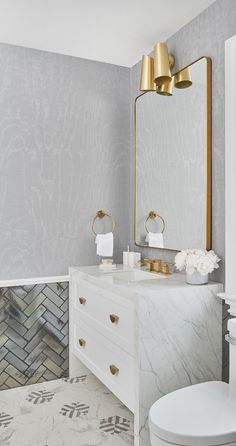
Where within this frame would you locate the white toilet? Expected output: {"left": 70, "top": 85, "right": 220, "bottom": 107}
{"left": 149, "top": 318, "right": 236, "bottom": 446}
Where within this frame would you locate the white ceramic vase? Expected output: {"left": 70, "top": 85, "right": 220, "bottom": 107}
{"left": 186, "top": 271, "right": 208, "bottom": 285}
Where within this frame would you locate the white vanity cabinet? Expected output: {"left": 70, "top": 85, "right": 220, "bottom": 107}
{"left": 69, "top": 265, "right": 223, "bottom": 446}
{"left": 69, "top": 272, "right": 136, "bottom": 412}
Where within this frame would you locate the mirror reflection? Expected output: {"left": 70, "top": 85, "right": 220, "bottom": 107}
{"left": 135, "top": 57, "right": 211, "bottom": 250}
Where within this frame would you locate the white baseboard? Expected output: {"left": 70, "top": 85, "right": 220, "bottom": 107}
{"left": 0, "top": 275, "right": 69, "bottom": 288}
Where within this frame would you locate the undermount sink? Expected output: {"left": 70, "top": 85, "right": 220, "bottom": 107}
{"left": 100, "top": 269, "right": 166, "bottom": 283}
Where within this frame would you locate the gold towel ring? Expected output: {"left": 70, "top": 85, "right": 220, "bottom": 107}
{"left": 145, "top": 211, "right": 165, "bottom": 234}
{"left": 92, "top": 210, "right": 116, "bottom": 236}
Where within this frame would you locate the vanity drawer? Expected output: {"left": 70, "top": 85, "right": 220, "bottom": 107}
{"left": 72, "top": 308, "right": 134, "bottom": 355}
{"left": 72, "top": 280, "right": 135, "bottom": 353}
{"left": 72, "top": 319, "right": 135, "bottom": 412}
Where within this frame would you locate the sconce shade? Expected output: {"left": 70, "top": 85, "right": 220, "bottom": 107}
{"left": 174, "top": 67, "right": 192, "bottom": 89}
{"left": 156, "top": 79, "right": 173, "bottom": 96}
{"left": 154, "top": 42, "right": 172, "bottom": 86}
{"left": 140, "top": 55, "right": 156, "bottom": 92}
{"left": 168, "top": 54, "right": 175, "bottom": 70}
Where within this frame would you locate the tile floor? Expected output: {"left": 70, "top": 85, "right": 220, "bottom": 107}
{"left": 0, "top": 366, "right": 134, "bottom": 446}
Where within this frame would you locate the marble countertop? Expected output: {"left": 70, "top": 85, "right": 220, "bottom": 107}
{"left": 69, "top": 265, "right": 221, "bottom": 300}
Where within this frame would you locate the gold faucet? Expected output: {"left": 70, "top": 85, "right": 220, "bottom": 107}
{"left": 140, "top": 258, "right": 173, "bottom": 275}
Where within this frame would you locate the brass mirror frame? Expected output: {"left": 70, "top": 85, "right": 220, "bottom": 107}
{"left": 134, "top": 56, "right": 212, "bottom": 251}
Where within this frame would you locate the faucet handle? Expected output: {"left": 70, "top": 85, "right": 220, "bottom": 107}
{"left": 161, "top": 262, "right": 173, "bottom": 275}
{"left": 153, "top": 259, "right": 162, "bottom": 272}
{"left": 143, "top": 259, "right": 154, "bottom": 271}
{"left": 138, "top": 259, "right": 147, "bottom": 266}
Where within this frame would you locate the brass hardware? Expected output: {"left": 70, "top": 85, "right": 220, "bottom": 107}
{"left": 141, "top": 258, "right": 154, "bottom": 271}
{"left": 92, "top": 210, "right": 116, "bottom": 236}
{"left": 206, "top": 58, "right": 212, "bottom": 251}
{"left": 140, "top": 258, "right": 172, "bottom": 274}
{"left": 138, "top": 259, "right": 147, "bottom": 266}
{"left": 145, "top": 211, "right": 165, "bottom": 234}
{"left": 142, "top": 258, "right": 164, "bottom": 273}
{"left": 109, "top": 314, "right": 119, "bottom": 324}
{"left": 79, "top": 297, "right": 86, "bottom": 305}
{"left": 161, "top": 262, "right": 173, "bottom": 275}
{"left": 156, "top": 78, "right": 173, "bottom": 96}
{"left": 140, "top": 43, "right": 175, "bottom": 92}
{"left": 174, "top": 67, "right": 192, "bottom": 89}
{"left": 153, "top": 259, "right": 162, "bottom": 273}
{"left": 140, "top": 55, "right": 156, "bottom": 92}
{"left": 109, "top": 364, "right": 119, "bottom": 375}
{"left": 79, "top": 338, "right": 86, "bottom": 347}
{"left": 154, "top": 42, "right": 173, "bottom": 86}
{"left": 168, "top": 54, "right": 175, "bottom": 70}
{"left": 134, "top": 57, "right": 212, "bottom": 250}
{"left": 138, "top": 259, "right": 156, "bottom": 271}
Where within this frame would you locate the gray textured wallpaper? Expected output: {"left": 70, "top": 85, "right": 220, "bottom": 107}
{"left": 0, "top": 43, "right": 130, "bottom": 280}
{"left": 130, "top": 0, "right": 236, "bottom": 379}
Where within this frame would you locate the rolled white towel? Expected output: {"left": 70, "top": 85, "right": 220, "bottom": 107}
{"left": 95, "top": 232, "right": 114, "bottom": 257}
{"left": 145, "top": 232, "right": 164, "bottom": 248}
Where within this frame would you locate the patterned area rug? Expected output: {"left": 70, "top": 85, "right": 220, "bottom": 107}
{"left": 0, "top": 366, "right": 134, "bottom": 446}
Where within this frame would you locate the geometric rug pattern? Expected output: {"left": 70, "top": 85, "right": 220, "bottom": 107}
{"left": 60, "top": 401, "right": 90, "bottom": 418}
{"left": 0, "top": 371, "right": 134, "bottom": 445}
{"left": 99, "top": 416, "right": 131, "bottom": 435}
{"left": 27, "top": 390, "right": 55, "bottom": 405}
{"left": 0, "top": 282, "right": 69, "bottom": 390}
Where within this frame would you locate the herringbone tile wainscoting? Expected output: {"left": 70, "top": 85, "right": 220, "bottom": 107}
{"left": 0, "top": 281, "right": 69, "bottom": 390}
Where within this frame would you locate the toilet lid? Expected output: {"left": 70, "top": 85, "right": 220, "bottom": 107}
{"left": 149, "top": 381, "right": 236, "bottom": 446}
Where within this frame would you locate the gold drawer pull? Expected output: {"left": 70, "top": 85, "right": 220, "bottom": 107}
{"left": 79, "top": 297, "right": 86, "bottom": 305}
{"left": 109, "top": 314, "right": 119, "bottom": 324}
{"left": 79, "top": 338, "right": 86, "bottom": 347}
{"left": 109, "top": 364, "right": 119, "bottom": 375}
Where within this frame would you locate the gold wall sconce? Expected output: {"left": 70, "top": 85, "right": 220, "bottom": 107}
{"left": 154, "top": 42, "right": 174, "bottom": 86}
{"left": 140, "top": 41, "right": 192, "bottom": 96}
{"left": 174, "top": 67, "right": 192, "bottom": 89}
{"left": 140, "top": 55, "right": 156, "bottom": 92}
{"left": 156, "top": 78, "right": 173, "bottom": 96}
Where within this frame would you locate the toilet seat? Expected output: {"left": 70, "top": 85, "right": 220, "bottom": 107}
{"left": 149, "top": 381, "right": 236, "bottom": 446}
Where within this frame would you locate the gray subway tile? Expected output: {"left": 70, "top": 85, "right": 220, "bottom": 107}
{"left": 7, "top": 317, "right": 27, "bottom": 336}
{"left": 5, "top": 364, "right": 28, "bottom": 385}
{"left": 43, "top": 287, "right": 64, "bottom": 307}
{"left": 43, "top": 310, "right": 64, "bottom": 331}
{"left": 5, "top": 340, "right": 28, "bottom": 361}
{"left": 43, "top": 346, "right": 64, "bottom": 367}
{"left": 43, "top": 298, "right": 63, "bottom": 319}
{"left": 44, "top": 322, "right": 64, "bottom": 341}
{"left": 5, "top": 352, "right": 28, "bottom": 373}
{"left": 24, "top": 319, "right": 45, "bottom": 341}
{"left": 5, "top": 327, "right": 27, "bottom": 348}
{"left": 25, "top": 341, "right": 46, "bottom": 366}
{"left": 0, "top": 347, "right": 7, "bottom": 361}
{"left": 23, "top": 284, "right": 45, "bottom": 304}
{"left": 23, "top": 305, "right": 46, "bottom": 330}
{"left": 24, "top": 292, "right": 46, "bottom": 317}
{"left": 25, "top": 328, "right": 47, "bottom": 353}
{"left": 26, "top": 352, "right": 47, "bottom": 378}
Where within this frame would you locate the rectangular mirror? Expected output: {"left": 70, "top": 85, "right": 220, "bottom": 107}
{"left": 134, "top": 57, "right": 212, "bottom": 251}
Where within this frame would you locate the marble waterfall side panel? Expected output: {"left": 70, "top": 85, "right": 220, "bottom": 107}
{"left": 138, "top": 283, "right": 223, "bottom": 446}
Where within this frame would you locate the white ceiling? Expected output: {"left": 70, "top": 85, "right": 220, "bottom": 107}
{"left": 0, "top": 0, "right": 216, "bottom": 67}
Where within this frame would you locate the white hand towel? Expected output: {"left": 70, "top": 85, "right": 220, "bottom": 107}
{"left": 95, "top": 232, "right": 114, "bottom": 257}
{"left": 145, "top": 232, "right": 164, "bottom": 248}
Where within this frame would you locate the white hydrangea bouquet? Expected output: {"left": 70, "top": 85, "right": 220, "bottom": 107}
{"left": 175, "top": 249, "right": 220, "bottom": 285}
